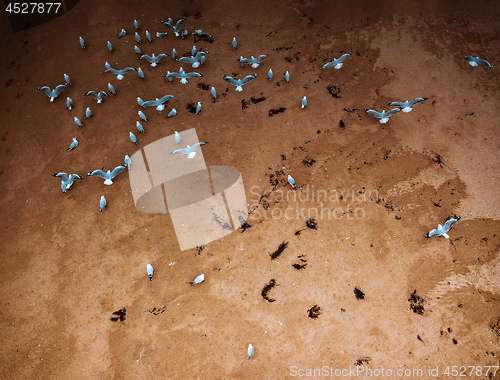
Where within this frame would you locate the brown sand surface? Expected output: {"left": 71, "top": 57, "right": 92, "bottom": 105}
{"left": 1, "top": 0, "right": 499, "bottom": 379}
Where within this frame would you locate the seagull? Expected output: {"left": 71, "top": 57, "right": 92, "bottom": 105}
{"left": 52, "top": 172, "right": 84, "bottom": 193}
{"left": 138, "top": 67, "right": 145, "bottom": 79}
{"left": 79, "top": 36, "right": 85, "bottom": 49}
{"left": 99, "top": 195, "right": 106, "bottom": 212}
{"left": 238, "top": 55, "right": 267, "bottom": 68}
{"left": 74, "top": 117, "right": 83, "bottom": 127}
{"left": 130, "top": 131, "right": 137, "bottom": 144}
{"left": 464, "top": 56, "right": 492, "bottom": 67}
{"left": 105, "top": 61, "right": 111, "bottom": 69}
{"left": 85, "top": 107, "right": 92, "bottom": 119}
{"left": 134, "top": 45, "right": 142, "bottom": 55}
{"left": 138, "top": 110, "right": 147, "bottom": 121}
{"left": 190, "top": 273, "right": 205, "bottom": 285}
{"left": 85, "top": 90, "right": 110, "bottom": 103}
{"left": 268, "top": 69, "right": 273, "bottom": 81}
{"left": 191, "top": 29, "right": 214, "bottom": 39}
{"left": 177, "top": 51, "right": 208, "bottom": 68}
{"left": 170, "top": 142, "right": 208, "bottom": 159}
{"left": 288, "top": 174, "right": 296, "bottom": 188}
{"left": 104, "top": 66, "right": 136, "bottom": 80}
{"left": 88, "top": 165, "right": 127, "bottom": 185}
{"left": 195, "top": 101, "right": 202, "bottom": 114}
{"left": 68, "top": 137, "right": 78, "bottom": 151}
{"left": 161, "top": 17, "right": 185, "bottom": 36}
{"left": 232, "top": 37, "right": 237, "bottom": 50}
{"left": 167, "top": 108, "right": 177, "bottom": 117}
{"left": 174, "top": 131, "right": 180, "bottom": 144}
{"left": 64, "top": 73, "right": 71, "bottom": 86}
{"left": 37, "top": 84, "right": 67, "bottom": 102}
{"left": 107, "top": 41, "right": 113, "bottom": 52}
{"left": 247, "top": 344, "right": 253, "bottom": 360}
{"left": 364, "top": 108, "right": 401, "bottom": 124}
{"left": 134, "top": 19, "right": 139, "bottom": 30}
{"left": 66, "top": 97, "right": 72, "bottom": 110}
{"left": 108, "top": 83, "right": 116, "bottom": 95}
{"left": 301, "top": 96, "right": 307, "bottom": 109}
{"left": 156, "top": 31, "right": 168, "bottom": 38}
{"left": 171, "top": 48, "right": 177, "bottom": 59}
{"left": 285, "top": 71, "right": 290, "bottom": 83}
{"left": 124, "top": 155, "right": 131, "bottom": 169}
{"left": 118, "top": 28, "right": 127, "bottom": 38}
{"left": 191, "top": 45, "right": 197, "bottom": 56}
{"left": 135, "top": 31, "right": 141, "bottom": 44}
{"left": 211, "top": 87, "right": 216, "bottom": 99}
{"left": 164, "top": 67, "right": 204, "bottom": 84}
{"left": 145, "top": 30, "right": 152, "bottom": 42}
{"left": 147, "top": 264, "right": 154, "bottom": 281}
{"left": 139, "top": 95, "right": 175, "bottom": 111}
{"left": 181, "top": 28, "right": 188, "bottom": 39}
{"left": 139, "top": 53, "right": 169, "bottom": 67}
{"left": 320, "top": 53, "right": 352, "bottom": 70}
{"left": 136, "top": 121, "right": 145, "bottom": 133}
{"left": 425, "top": 216, "right": 460, "bottom": 239}
{"left": 222, "top": 74, "right": 257, "bottom": 92}
{"left": 388, "top": 98, "right": 428, "bottom": 113}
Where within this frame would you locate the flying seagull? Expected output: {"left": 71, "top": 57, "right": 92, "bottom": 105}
{"left": 161, "top": 17, "right": 185, "bottom": 36}
{"left": 364, "top": 108, "right": 401, "bottom": 124}
{"left": 190, "top": 273, "right": 205, "bottom": 285}
{"left": 247, "top": 344, "right": 253, "bottom": 360}
{"left": 68, "top": 137, "right": 78, "bottom": 151}
{"left": 232, "top": 37, "right": 237, "bottom": 50}
{"left": 222, "top": 74, "right": 257, "bottom": 92}
{"left": 388, "top": 98, "right": 427, "bottom": 113}
{"left": 147, "top": 264, "right": 154, "bottom": 281}
{"left": 104, "top": 66, "right": 136, "bottom": 80}
{"left": 79, "top": 36, "right": 85, "bottom": 49}
{"left": 139, "top": 53, "right": 169, "bottom": 67}
{"left": 52, "top": 172, "right": 84, "bottom": 193}
{"left": 139, "top": 95, "right": 175, "bottom": 110}
{"left": 191, "top": 29, "right": 214, "bottom": 39}
{"left": 64, "top": 73, "right": 71, "bottom": 86}
{"left": 99, "top": 195, "right": 106, "bottom": 212}
{"left": 74, "top": 117, "right": 83, "bottom": 127}
{"left": 321, "top": 53, "right": 352, "bottom": 70}
{"left": 177, "top": 51, "right": 208, "bottom": 68}
{"left": 425, "top": 216, "right": 460, "bottom": 239}
{"left": 170, "top": 142, "right": 208, "bottom": 159}
{"left": 88, "top": 165, "right": 127, "bottom": 185}
{"left": 464, "top": 56, "right": 492, "bottom": 67}
{"left": 66, "top": 97, "right": 73, "bottom": 110}
{"left": 288, "top": 174, "right": 296, "bottom": 188}
{"left": 238, "top": 55, "right": 268, "bottom": 68}
{"left": 84, "top": 90, "right": 110, "bottom": 103}
{"left": 117, "top": 28, "right": 127, "bottom": 38}
{"left": 164, "top": 67, "right": 204, "bottom": 84}
{"left": 38, "top": 84, "right": 67, "bottom": 102}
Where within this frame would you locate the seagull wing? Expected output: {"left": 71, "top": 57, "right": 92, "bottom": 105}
{"left": 222, "top": 76, "right": 238, "bottom": 86}
{"left": 85, "top": 91, "right": 98, "bottom": 98}
{"left": 99, "top": 91, "right": 110, "bottom": 97}
{"left": 142, "top": 100, "right": 157, "bottom": 107}
{"left": 170, "top": 147, "right": 191, "bottom": 155}
{"left": 88, "top": 169, "right": 109, "bottom": 179}
{"left": 257, "top": 54, "right": 268, "bottom": 61}
{"left": 38, "top": 86, "right": 53, "bottom": 96}
{"left": 384, "top": 108, "right": 401, "bottom": 117}
{"left": 159, "top": 95, "right": 175, "bottom": 103}
{"left": 69, "top": 174, "right": 84, "bottom": 180}
{"left": 388, "top": 101, "right": 404, "bottom": 107}
{"left": 175, "top": 18, "right": 185, "bottom": 30}
{"left": 139, "top": 54, "right": 152, "bottom": 61}
{"left": 53, "top": 84, "right": 67, "bottom": 96}
{"left": 104, "top": 68, "right": 120, "bottom": 74}
{"left": 185, "top": 72, "right": 203, "bottom": 78}
{"left": 119, "top": 67, "right": 137, "bottom": 73}
{"left": 477, "top": 58, "right": 492, "bottom": 67}
{"left": 157, "top": 53, "right": 169, "bottom": 60}
{"left": 241, "top": 74, "right": 257, "bottom": 84}
{"left": 177, "top": 56, "right": 195, "bottom": 63}
{"left": 337, "top": 53, "right": 351, "bottom": 63}
{"left": 110, "top": 165, "right": 127, "bottom": 177}
{"left": 443, "top": 217, "right": 460, "bottom": 231}
{"left": 409, "top": 97, "right": 427, "bottom": 105}
{"left": 425, "top": 228, "right": 440, "bottom": 238}
{"left": 52, "top": 172, "right": 68, "bottom": 181}
{"left": 364, "top": 109, "right": 382, "bottom": 118}
{"left": 320, "top": 61, "right": 335, "bottom": 70}
{"left": 191, "top": 142, "right": 207, "bottom": 150}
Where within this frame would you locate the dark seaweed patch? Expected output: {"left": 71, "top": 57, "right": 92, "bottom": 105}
{"left": 241, "top": 96, "right": 266, "bottom": 109}
{"left": 354, "top": 287, "right": 365, "bottom": 300}
{"left": 306, "top": 218, "right": 317, "bottom": 229}
{"left": 110, "top": 308, "right": 126, "bottom": 322}
{"left": 293, "top": 255, "right": 307, "bottom": 270}
{"left": 408, "top": 290, "right": 425, "bottom": 315}
{"left": 147, "top": 305, "right": 166, "bottom": 315}
{"left": 269, "top": 107, "right": 286, "bottom": 117}
{"left": 6, "top": 79, "right": 12, "bottom": 87}
{"left": 302, "top": 156, "right": 316, "bottom": 167}
{"left": 307, "top": 305, "right": 321, "bottom": 319}
{"left": 186, "top": 103, "right": 197, "bottom": 113}
{"left": 339, "top": 120, "right": 346, "bottom": 128}
{"left": 197, "top": 82, "right": 210, "bottom": 91}
{"left": 261, "top": 279, "right": 277, "bottom": 302}
{"left": 327, "top": 85, "right": 341, "bottom": 98}
{"left": 355, "top": 357, "right": 371, "bottom": 366}
{"left": 196, "top": 245, "right": 205, "bottom": 255}
{"left": 270, "top": 241, "right": 288, "bottom": 260}
{"left": 239, "top": 221, "right": 251, "bottom": 233}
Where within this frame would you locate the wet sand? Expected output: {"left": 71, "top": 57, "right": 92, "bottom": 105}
{"left": 1, "top": 0, "right": 499, "bottom": 378}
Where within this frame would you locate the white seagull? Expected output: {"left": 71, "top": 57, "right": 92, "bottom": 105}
{"left": 238, "top": 55, "right": 267, "bottom": 68}
{"left": 87, "top": 165, "right": 128, "bottom": 185}
{"left": 85, "top": 90, "right": 110, "bottom": 103}
{"left": 232, "top": 37, "right": 237, "bottom": 50}
{"left": 52, "top": 172, "right": 84, "bottom": 193}
{"left": 38, "top": 84, "right": 67, "bottom": 102}
{"left": 464, "top": 56, "right": 492, "bottom": 67}
{"left": 167, "top": 108, "right": 177, "bottom": 118}
{"left": 130, "top": 131, "right": 138, "bottom": 144}
{"left": 139, "top": 53, "right": 169, "bottom": 67}
{"left": 191, "top": 29, "right": 214, "bottom": 39}
{"left": 222, "top": 74, "right": 257, "bottom": 92}
{"left": 108, "top": 83, "right": 116, "bottom": 95}
{"left": 388, "top": 98, "right": 427, "bottom": 113}
{"left": 170, "top": 142, "right": 208, "bottom": 159}
{"left": 164, "top": 67, "right": 204, "bottom": 84}
{"left": 64, "top": 73, "right": 71, "bottom": 86}
{"left": 301, "top": 96, "right": 307, "bottom": 109}
{"left": 177, "top": 51, "right": 208, "bottom": 68}
{"left": 104, "top": 66, "right": 136, "bottom": 80}
{"left": 364, "top": 108, "right": 401, "bottom": 124}
{"left": 425, "top": 216, "right": 460, "bottom": 239}
{"left": 247, "top": 344, "right": 253, "bottom": 360}
{"left": 190, "top": 273, "right": 205, "bottom": 285}
{"left": 321, "top": 53, "right": 352, "bottom": 70}
{"left": 117, "top": 28, "right": 126, "bottom": 38}
{"left": 74, "top": 117, "right": 83, "bottom": 127}
{"left": 86, "top": 107, "right": 92, "bottom": 119}
{"left": 147, "top": 264, "right": 154, "bottom": 281}
{"left": 288, "top": 174, "right": 296, "bottom": 188}
{"left": 157, "top": 31, "right": 168, "bottom": 38}
{"left": 68, "top": 137, "right": 78, "bottom": 151}
{"left": 124, "top": 155, "right": 131, "bottom": 169}
{"left": 174, "top": 131, "right": 181, "bottom": 144}
{"left": 139, "top": 95, "right": 175, "bottom": 111}
{"left": 66, "top": 97, "right": 73, "bottom": 110}
{"left": 161, "top": 17, "right": 185, "bottom": 36}
{"left": 99, "top": 195, "right": 106, "bottom": 212}
{"left": 79, "top": 36, "right": 85, "bottom": 49}
{"left": 107, "top": 41, "right": 113, "bottom": 52}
